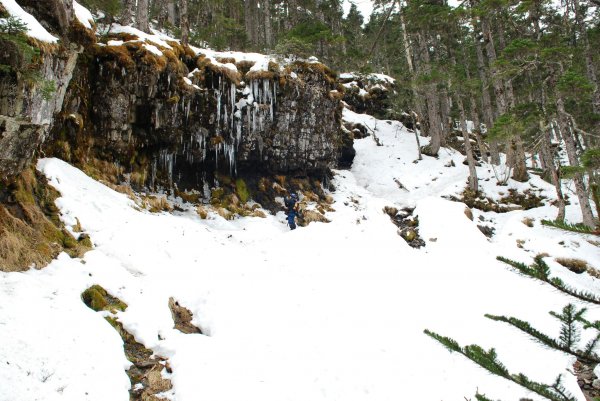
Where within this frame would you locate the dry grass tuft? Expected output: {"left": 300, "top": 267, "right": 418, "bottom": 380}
{"left": 522, "top": 217, "right": 535, "bottom": 227}
{"left": 216, "top": 57, "right": 236, "bottom": 64}
{"left": 141, "top": 195, "right": 172, "bottom": 213}
{"left": 82, "top": 157, "right": 123, "bottom": 185}
{"left": 235, "top": 59, "right": 256, "bottom": 74}
{"left": 94, "top": 44, "right": 136, "bottom": 70}
{"left": 196, "top": 205, "right": 209, "bottom": 219}
{"left": 556, "top": 257, "right": 589, "bottom": 274}
{"left": 245, "top": 70, "right": 276, "bottom": 81}
{"left": 197, "top": 55, "right": 241, "bottom": 84}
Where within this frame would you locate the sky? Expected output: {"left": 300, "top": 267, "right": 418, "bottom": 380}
{"left": 342, "top": 0, "right": 461, "bottom": 23}
{"left": 343, "top": 0, "right": 375, "bottom": 22}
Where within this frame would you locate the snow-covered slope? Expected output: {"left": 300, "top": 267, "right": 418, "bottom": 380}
{"left": 1, "top": 110, "right": 599, "bottom": 401}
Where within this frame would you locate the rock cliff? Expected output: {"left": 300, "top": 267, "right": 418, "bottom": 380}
{"left": 51, "top": 37, "right": 349, "bottom": 190}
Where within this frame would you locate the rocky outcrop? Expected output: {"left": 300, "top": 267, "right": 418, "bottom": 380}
{"left": 339, "top": 72, "right": 396, "bottom": 119}
{"left": 0, "top": 0, "right": 82, "bottom": 179}
{"left": 49, "top": 38, "right": 349, "bottom": 191}
{"left": 18, "top": 0, "right": 74, "bottom": 39}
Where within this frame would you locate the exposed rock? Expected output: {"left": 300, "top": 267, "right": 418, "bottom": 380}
{"left": 19, "top": 0, "right": 74, "bottom": 39}
{"left": 0, "top": 117, "right": 46, "bottom": 179}
{"left": 339, "top": 73, "right": 395, "bottom": 119}
{"left": 0, "top": 0, "right": 82, "bottom": 179}
{"left": 383, "top": 206, "right": 426, "bottom": 248}
{"left": 477, "top": 225, "right": 495, "bottom": 238}
{"left": 168, "top": 297, "right": 202, "bottom": 334}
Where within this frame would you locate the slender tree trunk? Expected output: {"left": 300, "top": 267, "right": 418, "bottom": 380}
{"left": 540, "top": 121, "right": 566, "bottom": 222}
{"left": 512, "top": 137, "right": 529, "bottom": 181}
{"left": 156, "top": 0, "right": 168, "bottom": 29}
{"left": 399, "top": 10, "right": 425, "bottom": 159}
{"left": 557, "top": 96, "right": 596, "bottom": 227}
{"left": 167, "top": 0, "right": 177, "bottom": 26}
{"left": 470, "top": 101, "right": 488, "bottom": 163}
{"left": 416, "top": 32, "right": 442, "bottom": 156}
{"left": 120, "top": 0, "right": 135, "bottom": 25}
{"left": 180, "top": 0, "right": 189, "bottom": 45}
{"left": 457, "top": 94, "right": 479, "bottom": 192}
{"left": 263, "top": 0, "right": 273, "bottom": 48}
{"left": 136, "top": 0, "right": 150, "bottom": 32}
{"left": 472, "top": 16, "right": 499, "bottom": 164}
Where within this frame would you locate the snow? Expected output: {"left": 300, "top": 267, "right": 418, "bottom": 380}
{"left": 73, "top": 0, "right": 94, "bottom": 29}
{"left": 370, "top": 73, "right": 395, "bottom": 84}
{"left": 143, "top": 43, "right": 163, "bottom": 56}
{"left": 110, "top": 25, "right": 173, "bottom": 49}
{"left": 1, "top": 107, "right": 600, "bottom": 401}
{"left": 196, "top": 48, "right": 278, "bottom": 75}
{"left": 0, "top": 0, "right": 58, "bottom": 43}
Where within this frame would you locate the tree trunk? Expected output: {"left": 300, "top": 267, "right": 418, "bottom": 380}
{"left": 457, "top": 94, "right": 479, "bottom": 192}
{"left": 416, "top": 32, "right": 442, "bottom": 156}
{"left": 557, "top": 96, "right": 596, "bottom": 227}
{"left": 263, "top": 0, "right": 273, "bottom": 48}
{"left": 472, "top": 16, "right": 499, "bottom": 164}
{"left": 156, "top": 0, "right": 168, "bottom": 29}
{"left": 136, "top": 0, "right": 150, "bottom": 32}
{"left": 167, "top": 0, "right": 177, "bottom": 26}
{"left": 540, "top": 121, "right": 566, "bottom": 222}
{"left": 120, "top": 0, "right": 135, "bottom": 25}
{"left": 180, "top": 0, "right": 189, "bottom": 45}
{"left": 511, "top": 136, "right": 529, "bottom": 181}
{"left": 400, "top": 8, "right": 424, "bottom": 160}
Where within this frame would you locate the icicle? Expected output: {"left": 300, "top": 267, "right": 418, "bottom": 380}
{"left": 231, "top": 84, "right": 236, "bottom": 132}
{"left": 216, "top": 88, "right": 221, "bottom": 127}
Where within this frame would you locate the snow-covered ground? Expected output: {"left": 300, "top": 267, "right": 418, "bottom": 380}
{"left": 1, "top": 110, "right": 599, "bottom": 401}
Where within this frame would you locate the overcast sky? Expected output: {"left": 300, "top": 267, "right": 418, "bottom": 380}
{"left": 342, "top": 0, "right": 375, "bottom": 22}
{"left": 342, "top": 0, "right": 462, "bottom": 23}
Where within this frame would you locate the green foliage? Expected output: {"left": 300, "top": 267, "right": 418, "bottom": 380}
{"left": 424, "top": 329, "right": 577, "bottom": 401}
{"left": 40, "top": 79, "right": 56, "bottom": 101}
{"left": 488, "top": 113, "right": 522, "bottom": 141}
{"left": 78, "top": 0, "right": 121, "bottom": 20}
{"left": 497, "top": 255, "right": 600, "bottom": 303}
{"left": 486, "top": 305, "right": 600, "bottom": 364}
{"left": 0, "top": 15, "right": 28, "bottom": 35}
{"left": 274, "top": 37, "right": 313, "bottom": 59}
{"left": 550, "top": 304, "right": 584, "bottom": 350}
{"left": 581, "top": 148, "right": 600, "bottom": 170}
{"left": 474, "top": 393, "right": 501, "bottom": 401}
{"left": 557, "top": 70, "right": 593, "bottom": 97}
{"left": 540, "top": 219, "right": 596, "bottom": 234}
{"left": 235, "top": 178, "right": 249, "bottom": 204}
{"left": 0, "top": 16, "right": 39, "bottom": 68}
{"left": 560, "top": 165, "right": 585, "bottom": 179}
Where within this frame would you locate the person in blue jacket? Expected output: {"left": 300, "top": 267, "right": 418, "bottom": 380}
{"left": 284, "top": 192, "right": 299, "bottom": 230}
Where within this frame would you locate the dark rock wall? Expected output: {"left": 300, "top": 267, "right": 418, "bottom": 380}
{"left": 51, "top": 43, "right": 349, "bottom": 191}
